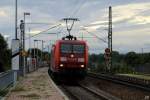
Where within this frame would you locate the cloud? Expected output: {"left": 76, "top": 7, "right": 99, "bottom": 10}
{"left": 112, "top": 2, "right": 150, "bottom": 25}
{"left": 0, "top": 0, "right": 150, "bottom": 53}
{"left": 0, "top": 10, "right": 7, "bottom": 17}
{"left": 83, "top": 25, "right": 106, "bottom": 31}
{"left": 78, "top": 2, "right": 150, "bottom": 32}
{"left": 113, "top": 26, "right": 150, "bottom": 47}
{"left": 0, "top": 7, "right": 13, "bottom": 19}
{"left": 29, "top": 30, "right": 41, "bottom": 35}
{"left": 91, "top": 21, "right": 107, "bottom": 25}
{"left": 129, "top": 16, "right": 150, "bottom": 25}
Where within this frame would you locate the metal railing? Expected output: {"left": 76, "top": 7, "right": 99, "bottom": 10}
{"left": 0, "top": 70, "right": 14, "bottom": 92}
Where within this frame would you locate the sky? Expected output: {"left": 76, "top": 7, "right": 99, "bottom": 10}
{"left": 0, "top": 0, "right": 150, "bottom": 54}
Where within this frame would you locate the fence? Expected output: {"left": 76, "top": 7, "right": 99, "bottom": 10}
{"left": 0, "top": 70, "right": 14, "bottom": 92}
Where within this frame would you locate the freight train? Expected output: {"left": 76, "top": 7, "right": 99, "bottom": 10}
{"left": 48, "top": 35, "right": 88, "bottom": 81}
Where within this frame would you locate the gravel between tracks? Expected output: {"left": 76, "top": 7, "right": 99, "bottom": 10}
{"left": 59, "top": 84, "right": 104, "bottom": 100}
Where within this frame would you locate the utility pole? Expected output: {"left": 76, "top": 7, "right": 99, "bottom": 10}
{"left": 20, "top": 20, "right": 25, "bottom": 76}
{"left": 108, "top": 6, "right": 112, "bottom": 71}
{"left": 141, "top": 48, "right": 144, "bottom": 55}
{"left": 34, "top": 40, "right": 36, "bottom": 70}
{"left": 48, "top": 45, "right": 50, "bottom": 66}
{"left": 23, "top": 12, "right": 30, "bottom": 73}
{"left": 41, "top": 40, "right": 45, "bottom": 62}
{"left": 15, "top": 0, "right": 18, "bottom": 39}
{"left": 29, "top": 28, "right": 32, "bottom": 72}
{"left": 82, "top": 33, "right": 83, "bottom": 40}
{"left": 36, "top": 41, "right": 39, "bottom": 68}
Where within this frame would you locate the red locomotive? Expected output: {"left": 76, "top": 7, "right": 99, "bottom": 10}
{"left": 48, "top": 18, "right": 88, "bottom": 81}
{"left": 49, "top": 35, "right": 88, "bottom": 80}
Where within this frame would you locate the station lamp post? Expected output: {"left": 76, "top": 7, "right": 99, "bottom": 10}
{"left": 35, "top": 40, "right": 45, "bottom": 66}
{"left": 15, "top": 0, "right": 18, "bottom": 39}
{"left": 34, "top": 39, "right": 41, "bottom": 69}
{"left": 23, "top": 12, "right": 30, "bottom": 51}
{"left": 22, "top": 12, "right": 30, "bottom": 75}
{"left": 41, "top": 40, "right": 45, "bottom": 62}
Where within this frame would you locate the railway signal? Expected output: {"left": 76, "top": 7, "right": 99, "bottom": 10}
{"left": 104, "top": 48, "right": 111, "bottom": 60}
{"left": 105, "top": 48, "right": 111, "bottom": 54}
{"left": 104, "top": 48, "right": 111, "bottom": 71}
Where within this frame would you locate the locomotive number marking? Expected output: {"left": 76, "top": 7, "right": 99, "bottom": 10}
{"left": 67, "top": 58, "right": 77, "bottom": 62}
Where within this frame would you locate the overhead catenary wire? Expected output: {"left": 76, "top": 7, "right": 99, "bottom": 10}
{"left": 82, "top": 29, "right": 108, "bottom": 44}
{"left": 26, "top": 22, "right": 54, "bottom": 25}
{"left": 25, "top": 24, "right": 61, "bottom": 40}
{"left": 58, "top": 0, "right": 87, "bottom": 37}
{"left": 82, "top": 30, "right": 108, "bottom": 41}
{"left": 69, "top": 0, "right": 87, "bottom": 17}
{"left": 66, "top": 0, "right": 87, "bottom": 32}
{"left": 25, "top": 22, "right": 54, "bottom": 29}
{"left": 89, "top": 48, "right": 106, "bottom": 51}
{"left": 82, "top": 23, "right": 108, "bottom": 38}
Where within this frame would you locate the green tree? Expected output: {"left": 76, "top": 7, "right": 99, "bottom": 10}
{"left": 124, "top": 52, "right": 139, "bottom": 67}
{"left": 27, "top": 48, "right": 51, "bottom": 60}
{"left": 89, "top": 54, "right": 98, "bottom": 63}
{"left": 0, "top": 34, "right": 11, "bottom": 72}
{"left": 112, "top": 51, "right": 121, "bottom": 62}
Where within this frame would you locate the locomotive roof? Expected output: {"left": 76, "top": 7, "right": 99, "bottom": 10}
{"left": 56, "top": 40, "right": 86, "bottom": 44}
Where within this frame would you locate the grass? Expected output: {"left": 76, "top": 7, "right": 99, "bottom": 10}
{"left": 32, "top": 75, "right": 46, "bottom": 86}
{"left": 0, "top": 90, "right": 9, "bottom": 97}
{"left": 20, "top": 93, "right": 40, "bottom": 99}
{"left": 0, "top": 84, "right": 13, "bottom": 97}
{"left": 117, "top": 73, "right": 150, "bottom": 80}
{"left": 11, "top": 86, "right": 26, "bottom": 92}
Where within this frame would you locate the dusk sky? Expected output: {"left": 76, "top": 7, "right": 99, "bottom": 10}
{"left": 0, "top": 0, "right": 150, "bottom": 54}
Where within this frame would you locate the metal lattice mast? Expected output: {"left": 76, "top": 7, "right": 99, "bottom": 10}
{"left": 108, "top": 6, "right": 112, "bottom": 70}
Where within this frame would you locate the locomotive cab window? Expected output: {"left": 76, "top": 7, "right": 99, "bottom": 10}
{"left": 61, "top": 44, "right": 72, "bottom": 53}
{"left": 61, "top": 44, "right": 85, "bottom": 53}
{"left": 73, "top": 44, "right": 84, "bottom": 53}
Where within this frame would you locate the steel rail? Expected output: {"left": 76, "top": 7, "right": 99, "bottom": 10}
{"left": 60, "top": 85, "right": 80, "bottom": 100}
{"left": 78, "top": 84, "right": 120, "bottom": 100}
{"left": 88, "top": 72, "right": 150, "bottom": 92}
{"left": 60, "top": 84, "right": 118, "bottom": 100}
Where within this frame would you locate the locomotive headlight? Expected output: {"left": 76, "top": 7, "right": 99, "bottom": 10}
{"left": 60, "top": 57, "right": 67, "bottom": 61}
{"left": 78, "top": 58, "right": 84, "bottom": 62}
{"left": 80, "top": 65, "right": 84, "bottom": 68}
{"left": 60, "top": 64, "right": 64, "bottom": 67}
{"left": 70, "top": 54, "right": 74, "bottom": 58}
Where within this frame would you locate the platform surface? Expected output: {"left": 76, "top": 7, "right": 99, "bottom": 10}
{"left": 5, "top": 67, "right": 67, "bottom": 100}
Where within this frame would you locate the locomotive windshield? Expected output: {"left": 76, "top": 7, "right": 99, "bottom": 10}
{"left": 73, "top": 45, "right": 84, "bottom": 53}
{"left": 61, "top": 44, "right": 84, "bottom": 53}
{"left": 61, "top": 44, "right": 72, "bottom": 53}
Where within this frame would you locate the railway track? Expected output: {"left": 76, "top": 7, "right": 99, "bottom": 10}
{"left": 48, "top": 71, "right": 114, "bottom": 100}
{"left": 59, "top": 83, "right": 119, "bottom": 100}
{"left": 88, "top": 72, "right": 150, "bottom": 92}
{"left": 86, "top": 72, "right": 150, "bottom": 100}
{"left": 49, "top": 71, "right": 150, "bottom": 100}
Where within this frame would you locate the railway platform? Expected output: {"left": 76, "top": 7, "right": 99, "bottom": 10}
{"left": 5, "top": 67, "right": 68, "bottom": 100}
